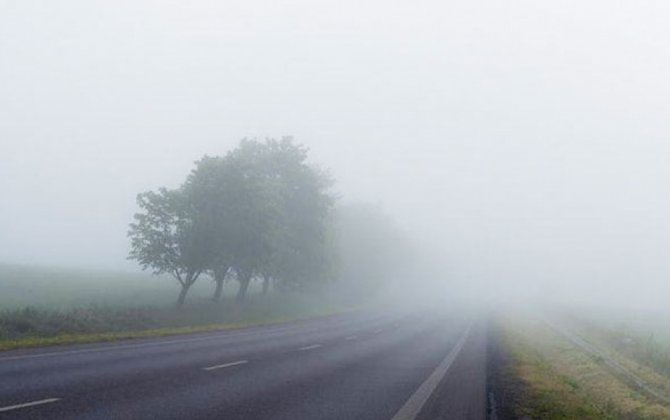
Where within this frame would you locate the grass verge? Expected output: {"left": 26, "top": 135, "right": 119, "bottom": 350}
{"left": 498, "top": 314, "right": 670, "bottom": 419}
{"left": 0, "top": 294, "right": 360, "bottom": 351}
{"left": 0, "top": 263, "right": 366, "bottom": 352}
{"left": 0, "top": 309, "right": 349, "bottom": 352}
{"left": 562, "top": 314, "right": 670, "bottom": 382}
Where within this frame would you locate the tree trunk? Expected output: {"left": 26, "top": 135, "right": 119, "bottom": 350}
{"left": 212, "top": 278, "right": 224, "bottom": 301}
{"left": 176, "top": 270, "right": 201, "bottom": 308}
{"left": 177, "top": 282, "right": 193, "bottom": 308}
{"left": 212, "top": 266, "right": 229, "bottom": 302}
{"left": 236, "top": 273, "right": 252, "bottom": 303}
{"left": 262, "top": 275, "right": 271, "bottom": 295}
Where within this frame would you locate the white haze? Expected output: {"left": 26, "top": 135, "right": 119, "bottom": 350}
{"left": 2, "top": 1, "right": 670, "bottom": 311}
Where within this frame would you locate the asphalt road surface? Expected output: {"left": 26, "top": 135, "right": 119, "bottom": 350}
{"left": 0, "top": 310, "right": 486, "bottom": 419}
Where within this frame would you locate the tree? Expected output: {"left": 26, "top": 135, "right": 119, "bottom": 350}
{"left": 224, "top": 141, "right": 284, "bottom": 302}
{"left": 261, "top": 138, "right": 336, "bottom": 291}
{"left": 130, "top": 137, "right": 337, "bottom": 306}
{"left": 183, "top": 156, "right": 234, "bottom": 302}
{"left": 211, "top": 264, "right": 231, "bottom": 301}
{"left": 186, "top": 145, "right": 283, "bottom": 303}
{"left": 128, "top": 187, "right": 214, "bottom": 307}
{"left": 224, "top": 138, "right": 336, "bottom": 293}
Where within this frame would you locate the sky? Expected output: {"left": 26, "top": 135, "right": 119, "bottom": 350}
{"left": 2, "top": 0, "right": 670, "bottom": 308}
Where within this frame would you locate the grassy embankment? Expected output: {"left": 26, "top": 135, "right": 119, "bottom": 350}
{"left": 497, "top": 313, "right": 670, "bottom": 419}
{"left": 0, "top": 263, "right": 357, "bottom": 351}
{"left": 562, "top": 309, "right": 670, "bottom": 381}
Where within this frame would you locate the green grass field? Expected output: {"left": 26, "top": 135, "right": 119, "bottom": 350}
{"left": 0, "top": 263, "right": 222, "bottom": 309}
{"left": 0, "top": 263, "right": 354, "bottom": 349}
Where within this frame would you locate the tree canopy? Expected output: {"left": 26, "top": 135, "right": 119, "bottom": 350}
{"left": 128, "top": 138, "right": 336, "bottom": 306}
{"left": 128, "top": 187, "right": 215, "bottom": 306}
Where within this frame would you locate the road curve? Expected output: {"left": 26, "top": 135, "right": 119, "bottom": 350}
{"left": 0, "top": 309, "right": 486, "bottom": 419}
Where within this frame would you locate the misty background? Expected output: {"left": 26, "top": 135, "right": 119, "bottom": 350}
{"left": 2, "top": 1, "right": 670, "bottom": 310}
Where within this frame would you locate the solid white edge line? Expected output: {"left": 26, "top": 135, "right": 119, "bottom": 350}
{"left": 390, "top": 323, "right": 472, "bottom": 420}
{"left": 0, "top": 398, "right": 61, "bottom": 413}
{"left": 298, "top": 344, "right": 322, "bottom": 351}
{"left": 202, "top": 360, "right": 248, "bottom": 371}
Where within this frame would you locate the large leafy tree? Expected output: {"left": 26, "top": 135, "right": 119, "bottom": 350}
{"left": 186, "top": 143, "right": 283, "bottom": 303}
{"left": 221, "top": 140, "right": 284, "bottom": 302}
{"left": 128, "top": 187, "right": 215, "bottom": 307}
{"left": 129, "top": 137, "right": 336, "bottom": 306}
{"left": 261, "top": 138, "right": 336, "bottom": 291}
{"left": 183, "top": 156, "right": 234, "bottom": 302}
{"left": 192, "top": 138, "right": 335, "bottom": 300}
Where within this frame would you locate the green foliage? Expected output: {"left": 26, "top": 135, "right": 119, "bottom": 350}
{"left": 128, "top": 188, "right": 211, "bottom": 290}
{"left": 129, "top": 137, "right": 337, "bottom": 305}
{"left": 127, "top": 137, "right": 410, "bottom": 307}
{"left": 252, "top": 138, "right": 336, "bottom": 290}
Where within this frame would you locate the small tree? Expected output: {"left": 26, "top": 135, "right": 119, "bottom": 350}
{"left": 128, "top": 187, "right": 214, "bottom": 307}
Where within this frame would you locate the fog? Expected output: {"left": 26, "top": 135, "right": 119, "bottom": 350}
{"left": 2, "top": 1, "right": 670, "bottom": 311}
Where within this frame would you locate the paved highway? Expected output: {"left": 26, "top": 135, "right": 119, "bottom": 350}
{"left": 0, "top": 310, "right": 486, "bottom": 419}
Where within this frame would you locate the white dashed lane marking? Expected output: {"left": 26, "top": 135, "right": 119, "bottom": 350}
{"left": 202, "top": 360, "right": 248, "bottom": 371}
{"left": 297, "top": 344, "right": 322, "bottom": 351}
{"left": 0, "top": 398, "right": 61, "bottom": 413}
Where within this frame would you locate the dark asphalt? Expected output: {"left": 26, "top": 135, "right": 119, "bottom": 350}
{"left": 0, "top": 309, "right": 486, "bottom": 419}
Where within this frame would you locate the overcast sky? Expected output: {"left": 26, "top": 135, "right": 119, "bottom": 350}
{"left": 2, "top": 1, "right": 670, "bottom": 307}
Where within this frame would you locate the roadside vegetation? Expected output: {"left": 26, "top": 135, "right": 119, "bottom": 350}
{"left": 0, "top": 264, "right": 210, "bottom": 310}
{"left": 0, "top": 138, "right": 409, "bottom": 350}
{"left": 496, "top": 313, "right": 670, "bottom": 419}
{"left": 560, "top": 311, "right": 670, "bottom": 382}
{"left": 0, "top": 284, "right": 356, "bottom": 351}
{"left": 128, "top": 137, "right": 338, "bottom": 306}
{"left": 0, "top": 262, "right": 366, "bottom": 350}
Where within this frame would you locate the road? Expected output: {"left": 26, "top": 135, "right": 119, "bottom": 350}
{"left": 0, "top": 310, "right": 487, "bottom": 419}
